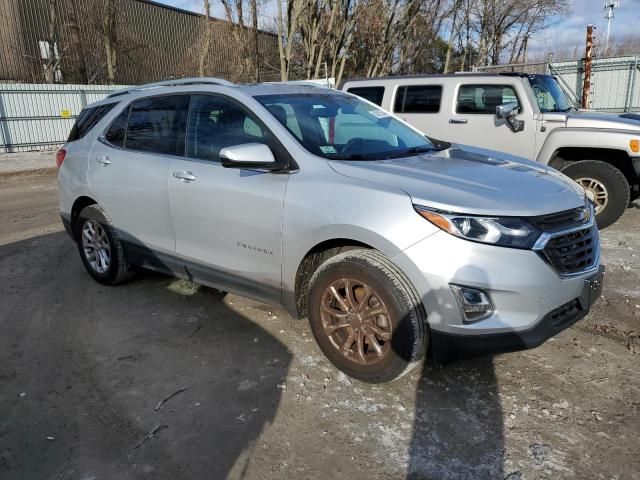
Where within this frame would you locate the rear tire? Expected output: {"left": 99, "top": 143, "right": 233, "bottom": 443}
{"left": 562, "top": 160, "right": 630, "bottom": 229}
{"left": 308, "top": 249, "right": 427, "bottom": 383}
{"left": 75, "top": 204, "right": 134, "bottom": 285}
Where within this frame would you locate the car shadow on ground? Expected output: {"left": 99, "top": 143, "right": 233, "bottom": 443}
{"left": 407, "top": 359, "right": 503, "bottom": 479}
{"left": 0, "top": 232, "right": 292, "bottom": 479}
{"left": 404, "top": 265, "right": 504, "bottom": 479}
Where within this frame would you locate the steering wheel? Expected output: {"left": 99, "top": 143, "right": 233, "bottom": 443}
{"left": 340, "top": 138, "right": 367, "bottom": 154}
{"left": 532, "top": 85, "right": 556, "bottom": 110}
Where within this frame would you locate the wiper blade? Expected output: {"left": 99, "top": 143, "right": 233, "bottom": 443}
{"left": 386, "top": 146, "right": 436, "bottom": 159}
{"left": 330, "top": 153, "right": 373, "bottom": 160}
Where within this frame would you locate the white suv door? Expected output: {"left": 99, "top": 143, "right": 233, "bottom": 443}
{"left": 448, "top": 83, "right": 536, "bottom": 158}
{"left": 89, "top": 95, "right": 190, "bottom": 270}
{"left": 168, "top": 94, "right": 289, "bottom": 304}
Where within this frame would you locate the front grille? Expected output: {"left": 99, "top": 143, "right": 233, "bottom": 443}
{"left": 531, "top": 206, "right": 586, "bottom": 231}
{"left": 542, "top": 225, "right": 598, "bottom": 275}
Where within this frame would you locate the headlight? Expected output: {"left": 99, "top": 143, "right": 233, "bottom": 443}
{"left": 415, "top": 206, "right": 541, "bottom": 249}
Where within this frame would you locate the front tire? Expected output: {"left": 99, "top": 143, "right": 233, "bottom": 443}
{"left": 562, "top": 160, "right": 630, "bottom": 229}
{"left": 75, "top": 204, "right": 134, "bottom": 285}
{"left": 308, "top": 249, "right": 427, "bottom": 383}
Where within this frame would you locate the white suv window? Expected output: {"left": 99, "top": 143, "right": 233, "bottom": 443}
{"left": 456, "top": 85, "right": 520, "bottom": 114}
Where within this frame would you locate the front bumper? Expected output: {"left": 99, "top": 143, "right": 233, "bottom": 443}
{"left": 392, "top": 230, "right": 603, "bottom": 362}
{"left": 430, "top": 265, "right": 604, "bottom": 363}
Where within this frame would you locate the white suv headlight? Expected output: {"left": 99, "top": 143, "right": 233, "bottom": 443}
{"left": 415, "top": 205, "right": 542, "bottom": 249}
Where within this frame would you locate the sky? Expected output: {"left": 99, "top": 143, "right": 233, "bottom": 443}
{"left": 158, "top": 0, "right": 640, "bottom": 61}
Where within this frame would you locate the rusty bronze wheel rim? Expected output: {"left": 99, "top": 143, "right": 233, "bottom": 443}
{"left": 319, "top": 278, "right": 392, "bottom": 366}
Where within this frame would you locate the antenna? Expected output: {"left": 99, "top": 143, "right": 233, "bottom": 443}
{"left": 604, "top": 1, "right": 620, "bottom": 53}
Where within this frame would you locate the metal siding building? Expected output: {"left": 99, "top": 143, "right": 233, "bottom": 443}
{"left": 0, "top": 0, "right": 281, "bottom": 85}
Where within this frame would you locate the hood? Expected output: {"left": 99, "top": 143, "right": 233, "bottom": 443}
{"left": 565, "top": 110, "right": 640, "bottom": 131}
{"left": 328, "top": 145, "right": 585, "bottom": 217}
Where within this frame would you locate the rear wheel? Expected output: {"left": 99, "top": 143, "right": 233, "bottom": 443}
{"left": 308, "top": 249, "right": 427, "bottom": 383}
{"left": 75, "top": 204, "right": 134, "bottom": 285}
{"left": 562, "top": 160, "right": 630, "bottom": 229}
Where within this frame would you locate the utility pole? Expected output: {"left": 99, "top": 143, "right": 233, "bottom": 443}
{"left": 604, "top": 1, "right": 620, "bottom": 54}
{"left": 582, "top": 24, "right": 594, "bottom": 109}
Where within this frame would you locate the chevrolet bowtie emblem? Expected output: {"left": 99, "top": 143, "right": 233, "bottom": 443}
{"left": 579, "top": 207, "right": 591, "bottom": 223}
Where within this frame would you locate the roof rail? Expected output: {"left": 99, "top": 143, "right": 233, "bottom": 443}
{"left": 107, "top": 77, "right": 234, "bottom": 98}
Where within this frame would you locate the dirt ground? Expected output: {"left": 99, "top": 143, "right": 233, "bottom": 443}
{"left": 0, "top": 170, "right": 638, "bottom": 480}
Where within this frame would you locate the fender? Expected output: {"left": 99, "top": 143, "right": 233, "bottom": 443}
{"left": 537, "top": 127, "right": 640, "bottom": 165}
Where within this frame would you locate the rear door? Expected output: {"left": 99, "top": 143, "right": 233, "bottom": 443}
{"left": 168, "top": 94, "right": 289, "bottom": 304}
{"left": 447, "top": 83, "right": 536, "bottom": 158}
{"left": 89, "top": 94, "right": 189, "bottom": 271}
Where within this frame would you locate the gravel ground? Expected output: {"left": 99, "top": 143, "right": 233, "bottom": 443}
{"left": 0, "top": 171, "right": 638, "bottom": 480}
{"left": 0, "top": 151, "right": 57, "bottom": 175}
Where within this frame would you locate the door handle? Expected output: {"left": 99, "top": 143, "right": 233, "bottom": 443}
{"left": 449, "top": 118, "right": 468, "bottom": 124}
{"left": 96, "top": 156, "right": 111, "bottom": 166}
{"left": 173, "top": 171, "right": 197, "bottom": 182}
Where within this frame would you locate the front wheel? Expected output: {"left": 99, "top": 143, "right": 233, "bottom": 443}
{"left": 562, "top": 160, "right": 630, "bottom": 229}
{"left": 308, "top": 249, "right": 427, "bottom": 383}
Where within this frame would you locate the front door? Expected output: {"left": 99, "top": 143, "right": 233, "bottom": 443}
{"left": 168, "top": 94, "right": 289, "bottom": 305}
{"left": 446, "top": 83, "right": 536, "bottom": 159}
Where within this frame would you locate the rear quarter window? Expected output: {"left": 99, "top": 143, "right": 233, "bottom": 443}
{"left": 104, "top": 106, "right": 130, "bottom": 148}
{"left": 67, "top": 103, "right": 117, "bottom": 142}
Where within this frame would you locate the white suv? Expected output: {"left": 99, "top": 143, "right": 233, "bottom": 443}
{"left": 58, "top": 78, "right": 603, "bottom": 383}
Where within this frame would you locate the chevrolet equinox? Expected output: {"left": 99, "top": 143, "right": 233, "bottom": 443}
{"left": 57, "top": 78, "right": 604, "bottom": 383}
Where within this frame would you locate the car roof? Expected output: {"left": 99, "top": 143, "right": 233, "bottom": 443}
{"left": 86, "top": 79, "right": 343, "bottom": 109}
{"left": 339, "top": 72, "right": 552, "bottom": 89}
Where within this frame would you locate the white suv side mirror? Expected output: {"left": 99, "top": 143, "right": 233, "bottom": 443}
{"left": 495, "top": 102, "right": 519, "bottom": 120}
{"left": 495, "top": 102, "right": 525, "bottom": 133}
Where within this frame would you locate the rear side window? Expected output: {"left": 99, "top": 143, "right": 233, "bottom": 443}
{"left": 394, "top": 85, "right": 442, "bottom": 113}
{"left": 104, "top": 107, "right": 129, "bottom": 148}
{"left": 67, "top": 103, "right": 116, "bottom": 142}
{"left": 346, "top": 86, "right": 385, "bottom": 106}
{"left": 456, "top": 84, "right": 520, "bottom": 114}
{"left": 125, "top": 95, "right": 190, "bottom": 155}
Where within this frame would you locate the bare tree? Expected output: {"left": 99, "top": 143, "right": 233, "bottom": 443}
{"left": 43, "top": 0, "right": 63, "bottom": 83}
{"left": 276, "top": 0, "right": 304, "bottom": 80}
{"left": 198, "top": 0, "right": 212, "bottom": 77}
{"left": 67, "top": 0, "right": 88, "bottom": 83}
{"left": 221, "top": 0, "right": 262, "bottom": 81}
{"left": 102, "top": 0, "right": 118, "bottom": 83}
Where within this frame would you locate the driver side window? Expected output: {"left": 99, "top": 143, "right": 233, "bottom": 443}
{"left": 456, "top": 85, "right": 521, "bottom": 114}
{"left": 186, "top": 95, "right": 267, "bottom": 162}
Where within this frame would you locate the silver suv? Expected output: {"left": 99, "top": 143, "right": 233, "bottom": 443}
{"left": 58, "top": 78, "right": 604, "bottom": 383}
{"left": 342, "top": 73, "right": 640, "bottom": 229}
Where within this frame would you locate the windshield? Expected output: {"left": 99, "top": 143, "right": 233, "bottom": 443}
{"left": 529, "top": 75, "right": 574, "bottom": 112}
{"left": 254, "top": 93, "right": 437, "bottom": 160}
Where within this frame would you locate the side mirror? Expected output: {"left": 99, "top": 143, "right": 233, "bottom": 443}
{"left": 495, "top": 102, "right": 525, "bottom": 133}
{"left": 220, "top": 143, "right": 281, "bottom": 170}
{"left": 495, "top": 102, "right": 519, "bottom": 119}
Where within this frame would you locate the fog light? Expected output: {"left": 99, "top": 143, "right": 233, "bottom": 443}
{"left": 450, "top": 285, "right": 494, "bottom": 323}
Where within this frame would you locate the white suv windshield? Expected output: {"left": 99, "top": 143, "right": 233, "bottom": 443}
{"left": 255, "top": 93, "right": 436, "bottom": 160}
{"left": 529, "top": 76, "right": 574, "bottom": 112}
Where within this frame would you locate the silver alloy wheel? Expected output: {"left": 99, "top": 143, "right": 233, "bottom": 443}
{"left": 576, "top": 177, "right": 609, "bottom": 214}
{"left": 81, "top": 220, "right": 111, "bottom": 274}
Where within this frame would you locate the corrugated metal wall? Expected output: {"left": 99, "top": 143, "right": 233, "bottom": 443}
{"left": 0, "top": 83, "right": 128, "bottom": 152}
{"left": 474, "top": 56, "right": 640, "bottom": 113}
{"left": 0, "top": 0, "right": 281, "bottom": 85}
